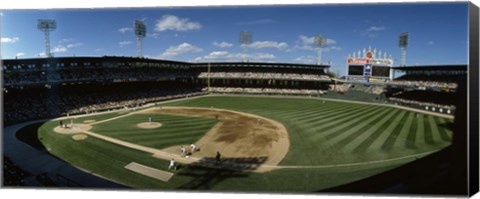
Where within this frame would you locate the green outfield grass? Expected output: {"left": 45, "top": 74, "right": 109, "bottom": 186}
{"left": 36, "top": 95, "right": 453, "bottom": 191}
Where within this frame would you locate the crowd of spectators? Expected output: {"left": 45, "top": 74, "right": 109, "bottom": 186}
{"left": 205, "top": 87, "right": 326, "bottom": 96}
{"left": 329, "top": 84, "right": 385, "bottom": 94}
{"left": 198, "top": 72, "right": 331, "bottom": 81}
{"left": 4, "top": 83, "right": 205, "bottom": 126}
{"left": 3, "top": 68, "right": 195, "bottom": 87}
{"left": 3, "top": 156, "right": 29, "bottom": 186}
{"left": 387, "top": 80, "right": 457, "bottom": 89}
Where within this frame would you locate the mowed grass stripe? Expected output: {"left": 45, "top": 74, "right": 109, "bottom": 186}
{"left": 434, "top": 117, "right": 452, "bottom": 142}
{"left": 119, "top": 122, "right": 215, "bottom": 141}
{"left": 283, "top": 105, "right": 366, "bottom": 129}
{"left": 369, "top": 110, "right": 409, "bottom": 150}
{"left": 381, "top": 111, "right": 411, "bottom": 151}
{"left": 135, "top": 122, "right": 215, "bottom": 137}
{"left": 427, "top": 115, "right": 445, "bottom": 146}
{"left": 276, "top": 103, "right": 355, "bottom": 121}
{"left": 289, "top": 104, "right": 366, "bottom": 125}
{"left": 302, "top": 105, "right": 377, "bottom": 134}
{"left": 321, "top": 106, "right": 388, "bottom": 141}
{"left": 320, "top": 107, "right": 393, "bottom": 154}
{"left": 91, "top": 113, "right": 217, "bottom": 148}
{"left": 299, "top": 106, "right": 381, "bottom": 148}
{"left": 405, "top": 114, "right": 420, "bottom": 148}
{"left": 352, "top": 109, "right": 403, "bottom": 153}
{"left": 423, "top": 115, "right": 435, "bottom": 145}
{"left": 324, "top": 107, "right": 394, "bottom": 152}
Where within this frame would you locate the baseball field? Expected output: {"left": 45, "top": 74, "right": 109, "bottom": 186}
{"left": 34, "top": 95, "right": 453, "bottom": 191}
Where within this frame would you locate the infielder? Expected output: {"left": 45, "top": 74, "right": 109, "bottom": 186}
{"left": 180, "top": 145, "right": 186, "bottom": 156}
{"left": 168, "top": 159, "right": 176, "bottom": 170}
{"left": 190, "top": 143, "right": 196, "bottom": 153}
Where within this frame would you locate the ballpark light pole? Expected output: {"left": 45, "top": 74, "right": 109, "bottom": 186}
{"left": 135, "top": 20, "right": 146, "bottom": 57}
{"left": 240, "top": 31, "right": 252, "bottom": 62}
{"left": 37, "top": 19, "right": 56, "bottom": 58}
{"left": 314, "top": 35, "right": 327, "bottom": 65}
{"left": 399, "top": 32, "right": 409, "bottom": 67}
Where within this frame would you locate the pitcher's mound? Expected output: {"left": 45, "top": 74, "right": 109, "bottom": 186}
{"left": 137, "top": 122, "right": 162, "bottom": 129}
{"left": 72, "top": 134, "right": 88, "bottom": 141}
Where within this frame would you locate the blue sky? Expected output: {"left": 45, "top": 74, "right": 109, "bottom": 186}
{"left": 0, "top": 2, "right": 469, "bottom": 75}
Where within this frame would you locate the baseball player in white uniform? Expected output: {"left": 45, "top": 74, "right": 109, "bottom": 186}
{"left": 168, "top": 159, "right": 176, "bottom": 170}
{"left": 190, "top": 143, "right": 196, "bottom": 153}
{"left": 180, "top": 145, "right": 186, "bottom": 156}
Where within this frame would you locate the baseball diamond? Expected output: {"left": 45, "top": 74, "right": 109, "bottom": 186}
{"left": 26, "top": 95, "right": 452, "bottom": 190}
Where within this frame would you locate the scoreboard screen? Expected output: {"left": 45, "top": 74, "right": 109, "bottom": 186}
{"left": 372, "top": 66, "right": 390, "bottom": 77}
{"left": 348, "top": 65, "right": 364, "bottom": 76}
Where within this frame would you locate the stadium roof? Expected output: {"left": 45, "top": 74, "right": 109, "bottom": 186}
{"left": 392, "top": 65, "right": 467, "bottom": 71}
{"left": 3, "top": 56, "right": 330, "bottom": 69}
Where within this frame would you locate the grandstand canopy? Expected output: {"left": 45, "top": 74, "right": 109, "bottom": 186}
{"left": 392, "top": 65, "right": 467, "bottom": 71}
{"left": 392, "top": 65, "right": 467, "bottom": 80}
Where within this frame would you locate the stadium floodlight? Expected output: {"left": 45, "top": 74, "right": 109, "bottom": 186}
{"left": 314, "top": 35, "right": 327, "bottom": 65}
{"left": 399, "top": 32, "right": 409, "bottom": 67}
{"left": 37, "top": 19, "right": 56, "bottom": 58}
{"left": 239, "top": 31, "right": 253, "bottom": 62}
{"left": 135, "top": 20, "right": 147, "bottom": 57}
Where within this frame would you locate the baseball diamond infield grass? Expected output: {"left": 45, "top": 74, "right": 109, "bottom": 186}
{"left": 34, "top": 95, "right": 453, "bottom": 191}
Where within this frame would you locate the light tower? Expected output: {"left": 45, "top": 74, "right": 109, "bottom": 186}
{"left": 399, "top": 32, "right": 409, "bottom": 67}
{"left": 135, "top": 20, "right": 146, "bottom": 57}
{"left": 37, "top": 19, "right": 56, "bottom": 58}
{"left": 314, "top": 35, "right": 327, "bottom": 65}
{"left": 239, "top": 31, "right": 252, "bottom": 62}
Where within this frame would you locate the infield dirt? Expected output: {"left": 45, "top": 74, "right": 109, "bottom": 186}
{"left": 142, "top": 107, "right": 290, "bottom": 172}
{"left": 53, "top": 106, "right": 290, "bottom": 172}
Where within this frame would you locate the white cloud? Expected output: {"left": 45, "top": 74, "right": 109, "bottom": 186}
{"left": 119, "top": 41, "right": 132, "bottom": 47}
{"left": 361, "top": 26, "right": 387, "bottom": 38}
{"left": 294, "top": 56, "right": 316, "bottom": 64}
{"left": 147, "top": 33, "right": 160, "bottom": 39}
{"left": 325, "top": 46, "right": 342, "bottom": 52}
{"left": 58, "top": 38, "right": 74, "bottom": 44}
{"left": 296, "top": 35, "right": 337, "bottom": 51}
{"left": 253, "top": 53, "right": 276, "bottom": 60}
{"left": 213, "top": 41, "right": 233, "bottom": 48}
{"left": 1, "top": 37, "right": 19, "bottom": 43}
{"left": 67, "top": 43, "right": 83, "bottom": 48}
{"left": 159, "top": 42, "right": 203, "bottom": 59}
{"left": 193, "top": 51, "right": 275, "bottom": 62}
{"left": 249, "top": 41, "right": 289, "bottom": 51}
{"left": 15, "top": 52, "right": 25, "bottom": 57}
{"left": 367, "top": 26, "right": 386, "bottom": 32}
{"left": 154, "top": 15, "right": 201, "bottom": 32}
{"left": 118, "top": 27, "right": 133, "bottom": 33}
{"left": 52, "top": 46, "right": 67, "bottom": 53}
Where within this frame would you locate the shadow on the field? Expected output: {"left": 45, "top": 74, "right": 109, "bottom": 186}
{"left": 175, "top": 156, "right": 267, "bottom": 190}
{"left": 15, "top": 122, "right": 47, "bottom": 151}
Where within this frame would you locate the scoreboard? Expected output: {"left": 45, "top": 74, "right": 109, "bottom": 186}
{"left": 346, "top": 47, "right": 393, "bottom": 83}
